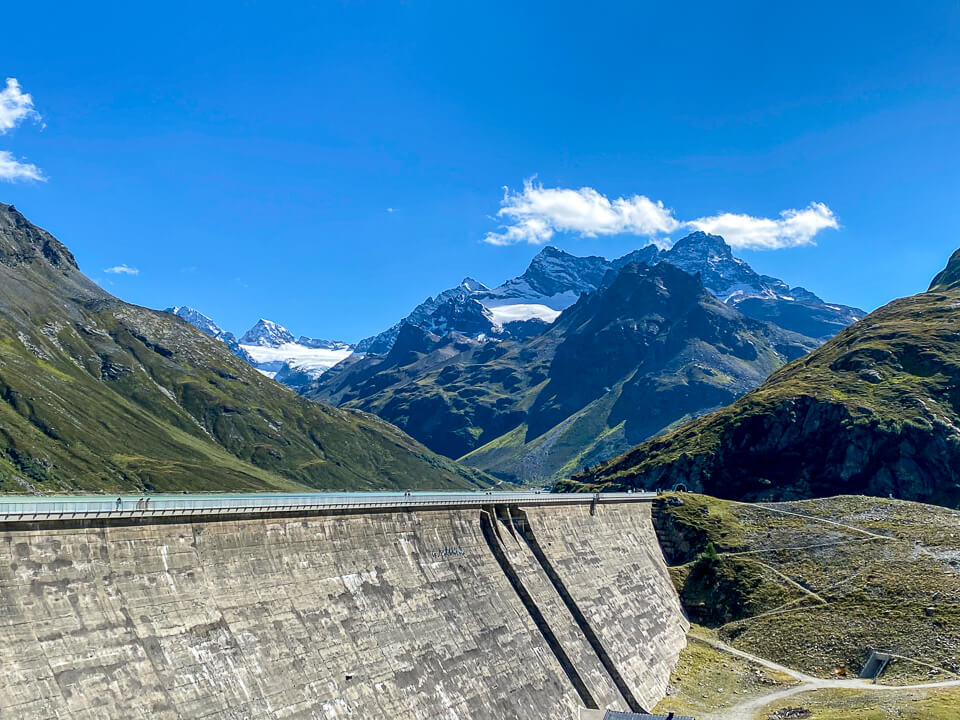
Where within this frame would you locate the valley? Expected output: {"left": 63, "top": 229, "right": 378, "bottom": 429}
{"left": 176, "top": 233, "right": 864, "bottom": 487}
{"left": 2, "top": 202, "right": 959, "bottom": 720}
{"left": 0, "top": 203, "right": 490, "bottom": 493}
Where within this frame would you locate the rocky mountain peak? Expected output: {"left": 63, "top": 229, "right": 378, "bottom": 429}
{"left": 929, "top": 247, "right": 960, "bottom": 292}
{"left": 526, "top": 245, "right": 589, "bottom": 270}
{"left": 421, "top": 295, "right": 499, "bottom": 338}
{"left": 514, "top": 246, "right": 611, "bottom": 298}
{"left": 668, "top": 231, "right": 733, "bottom": 260}
{"left": 0, "top": 201, "right": 80, "bottom": 271}
{"left": 611, "top": 244, "right": 662, "bottom": 269}
{"left": 239, "top": 318, "right": 295, "bottom": 347}
{"left": 561, "top": 260, "right": 711, "bottom": 332}
{"left": 662, "top": 231, "right": 760, "bottom": 301}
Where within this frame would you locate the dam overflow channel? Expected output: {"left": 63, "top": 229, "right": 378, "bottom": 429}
{"left": 0, "top": 491, "right": 688, "bottom": 719}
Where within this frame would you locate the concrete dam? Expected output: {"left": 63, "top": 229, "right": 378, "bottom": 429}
{"left": 0, "top": 493, "right": 689, "bottom": 719}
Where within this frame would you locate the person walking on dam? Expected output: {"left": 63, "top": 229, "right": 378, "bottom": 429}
{"left": 115, "top": 497, "right": 121, "bottom": 511}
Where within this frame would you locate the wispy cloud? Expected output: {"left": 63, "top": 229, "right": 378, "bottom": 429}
{"left": 485, "top": 179, "right": 838, "bottom": 250}
{"left": 0, "top": 150, "right": 44, "bottom": 182}
{"left": 104, "top": 264, "right": 139, "bottom": 276}
{"left": 0, "top": 79, "right": 40, "bottom": 134}
{"left": 0, "top": 78, "right": 44, "bottom": 183}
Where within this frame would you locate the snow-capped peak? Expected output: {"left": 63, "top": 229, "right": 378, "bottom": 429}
{"left": 239, "top": 318, "right": 295, "bottom": 347}
{"left": 459, "top": 277, "right": 489, "bottom": 292}
{"left": 166, "top": 306, "right": 225, "bottom": 340}
{"left": 164, "top": 305, "right": 255, "bottom": 364}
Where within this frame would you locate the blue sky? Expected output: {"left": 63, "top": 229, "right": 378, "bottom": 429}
{"left": 2, "top": 1, "right": 959, "bottom": 341}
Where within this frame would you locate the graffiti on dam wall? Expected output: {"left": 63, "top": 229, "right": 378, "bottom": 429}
{"left": 0, "top": 502, "right": 685, "bottom": 720}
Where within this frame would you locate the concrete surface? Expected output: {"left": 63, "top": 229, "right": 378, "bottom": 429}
{"left": 0, "top": 500, "right": 685, "bottom": 719}
{"left": 521, "top": 503, "right": 691, "bottom": 712}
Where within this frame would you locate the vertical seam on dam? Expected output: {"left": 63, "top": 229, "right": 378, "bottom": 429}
{"left": 510, "top": 506, "right": 646, "bottom": 714}
{"left": 478, "top": 508, "right": 599, "bottom": 710}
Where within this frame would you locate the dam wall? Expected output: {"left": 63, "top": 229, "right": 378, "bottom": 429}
{"left": 0, "top": 498, "right": 687, "bottom": 719}
{"left": 518, "top": 503, "right": 690, "bottom": 711}
{"left": 482, "top": 507, "right": 628, "bottom": 711}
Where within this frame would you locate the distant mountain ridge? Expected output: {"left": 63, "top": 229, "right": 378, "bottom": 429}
{"left": 355, "top": 233, "right": 865, "bottom": 354}
{"left": 171, "top": 233, "right": 863, "bottom": 396}
{"left": 166, "top": 312, "right": 357, "bottom": 384}
{"left": 355, "top": 277, "right": 490, "bottom": 353}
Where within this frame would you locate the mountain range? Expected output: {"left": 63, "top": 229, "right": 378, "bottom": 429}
{"left": 169, "top": 231, "right": 864, "bottom": 484}
{"left": 166, "top": 306, "right": 255, "bottom": 364}
{"left": 0, "top": 202, "right": 491, "bottom": 493}
{"left": 569, "top": 248, "right": 960, "bottom": 507}
{"left": 176, "top": 232, "right": 864, "bottom": 392}
{"left": 353, "top": 234, "right": 863, "bottom": 354}
{"left": 308, "top": 257, "right": 823, "bottom": 484}
{"left": 5, "top": 198, "right": 957, "bottom": 508}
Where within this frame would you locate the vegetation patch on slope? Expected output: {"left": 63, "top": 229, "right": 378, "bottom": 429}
{"left": 654, "top": 494, "right": 960, "bottom": 684}
{"left": 651, "top": 626, "right": 799, "bottom": 719}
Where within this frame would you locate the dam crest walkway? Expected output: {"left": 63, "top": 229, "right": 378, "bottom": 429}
{"left": 0, "top": 490, "right": 655, "bottom": 523}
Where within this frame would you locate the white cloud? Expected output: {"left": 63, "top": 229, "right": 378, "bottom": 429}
{"left": 0, "top": 78, "right": 40, "bottom": 134}
{"left": 104, "top": 264, "right": 139, "bottom": 276}
{"left": 484, "top": 179, "right": 838, "bottom": 250}
{"left": 484, "top": 179, "right": 680, "bottom": 246}
{"left": 0, "top": 150, "right": 44, "bottom": 182}
{"left": 0, "top": 79, "right": 44, "bottom": 183}
{"left": 688, "top": 202, "right": 838, "bottom": 250}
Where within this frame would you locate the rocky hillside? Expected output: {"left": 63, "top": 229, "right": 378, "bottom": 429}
{"left": 310, "top": 261, "right": 818, "bottom": 484}
{"left": 0, "top": 203, "right": 491, "bottom": 493}
{"left": 569, "top": 249, "right": 960, "bottom": 507}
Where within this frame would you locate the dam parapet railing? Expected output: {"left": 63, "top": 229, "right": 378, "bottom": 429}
{"left": 0, "top": 490, "right": 656, "bottom": 523}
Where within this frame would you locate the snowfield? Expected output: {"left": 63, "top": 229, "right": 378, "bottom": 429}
{"left": 240, "top": 342, "right": 354, "bottom": 376}
{"left": 486, "top": 303, "right": 562, "bottom": 324}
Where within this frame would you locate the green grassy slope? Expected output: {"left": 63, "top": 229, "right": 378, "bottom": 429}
{"left": 570, "top": 252, "right": 960, "bottom": 507}
{"left": 0, "top": 202, "right": 491, "bottom": 493}
{"left": 654, "top": 493, "right": 960, "bottom": 684}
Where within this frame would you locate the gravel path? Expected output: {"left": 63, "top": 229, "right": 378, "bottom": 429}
{"left": 697, "top": 636, "right": 960, "bottom": 720}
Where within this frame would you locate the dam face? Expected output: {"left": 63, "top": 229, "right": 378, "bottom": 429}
{"left": 0, "top": 498, "right": 688, "bottom": 719}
